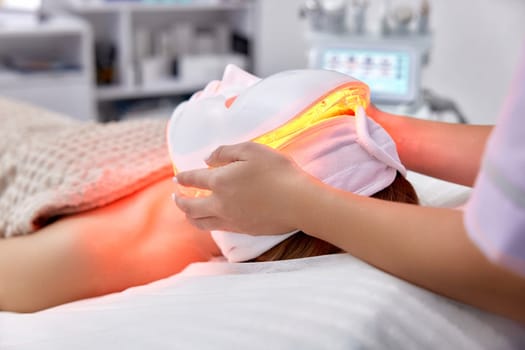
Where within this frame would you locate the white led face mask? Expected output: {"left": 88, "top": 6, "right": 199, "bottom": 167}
{"left": 167, "top": 65, "right": 406, "bottom": 262}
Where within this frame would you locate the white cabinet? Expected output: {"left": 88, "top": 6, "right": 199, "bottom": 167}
{"left": 0, "top": 15, "right": 95, "bottom": 120}
{"left": 67, "top": 0, "right": 308, "bottom": 117}
{"left": 0, "top": 1, "right": 309, "bottom": 121}
{"left": 68, "top": 0, "right": 252, "bottom": 107}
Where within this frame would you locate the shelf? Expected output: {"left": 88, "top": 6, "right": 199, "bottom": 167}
{"left": 0, "top": 16, "right": 90, "bottom": 38}
{"left": 0, "top": 70, "right": 87, "bottom": 87}
{"left": 0, "top": 12, "right": 95, "bottom": 120}
{"left": 69, "top": 0, "right": 251, "bottom": 13}
{"left": 64, "top": 0, "right": 258, "bottom": 120}
{"left": 96, "top": 79, "right": 209, "bottom": 100}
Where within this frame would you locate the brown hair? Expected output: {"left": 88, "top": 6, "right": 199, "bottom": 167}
{"left": 251, "top": 172, "right": 418, "bottom": 262}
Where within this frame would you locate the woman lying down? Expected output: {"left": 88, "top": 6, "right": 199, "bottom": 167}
{"left": 0, "top": 66, "right": 414, "bottom": 312}
{"left": 0, "top": 66, "right": 521, "bottom": 322}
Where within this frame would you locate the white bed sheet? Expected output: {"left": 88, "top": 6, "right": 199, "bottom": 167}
{"left": 1, "top": 173, "right": 524, "bottom": 349}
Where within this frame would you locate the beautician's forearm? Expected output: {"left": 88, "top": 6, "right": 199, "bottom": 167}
{"left": 369, "top": 106, "right": 492, "bottom": 186}
{"left": 293, "top": 182, "right": 525, "bottom": 323}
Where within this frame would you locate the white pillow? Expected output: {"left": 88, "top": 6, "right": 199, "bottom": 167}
{"left": 407, "top": 171, "right": 472, "bottom": 208}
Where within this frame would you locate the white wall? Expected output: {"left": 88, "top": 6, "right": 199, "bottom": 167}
{"left": 423, "top": 0, "right": 525, "bottom": 124}
{"left": 252, "top": 0, "right": 308, "bottom": 77}
{"left": 42, "top": 0, "right": 66, "bottom": 12}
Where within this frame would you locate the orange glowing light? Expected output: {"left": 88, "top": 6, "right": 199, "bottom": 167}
{"left": 252, "top": 81, "right": 369, "bottom": 149}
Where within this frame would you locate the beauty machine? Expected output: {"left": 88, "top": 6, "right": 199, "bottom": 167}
{"left": 310, "top": 41, "right": 422, "bottom": 106}
{"left": 301, "top": 0, "right": 439, "bottom": 115}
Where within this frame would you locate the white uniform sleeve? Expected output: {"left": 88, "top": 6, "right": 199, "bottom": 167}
{"left": 464, "top": 43, "right": 525, "bottom": 277}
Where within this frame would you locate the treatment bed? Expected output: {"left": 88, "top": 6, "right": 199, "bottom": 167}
{"left": 0, "top": 96, "right": 524, "bottom": 349}
{"left": 1, "top": 171, "right": 524, "bottom": 350}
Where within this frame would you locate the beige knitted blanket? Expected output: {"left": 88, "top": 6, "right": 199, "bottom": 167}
{"left": 0, "top": 97, "right": 173, "bottom": 238}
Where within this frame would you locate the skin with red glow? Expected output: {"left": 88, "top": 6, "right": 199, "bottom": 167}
{"left": 0, "top": 178, "right": 220, "bottom": 313}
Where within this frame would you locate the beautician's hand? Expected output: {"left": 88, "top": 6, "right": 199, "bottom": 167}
{"left": 174, "top": 142, "right": 313, "bottom": 235}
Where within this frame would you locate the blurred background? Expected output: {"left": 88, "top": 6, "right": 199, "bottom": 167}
{"left": 0, "top": 0, "right": 523, "bottom": 124}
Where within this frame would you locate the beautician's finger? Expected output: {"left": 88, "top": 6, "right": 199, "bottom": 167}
{"left": 176, "top": 168, "right": 213, "bottom": 189}
{"left": 173, "top": 195, "right": 215, "bottom": 219}
{"left": 187, "top": 216, "right": 226, "bottom": 231}
{"left": 205, "top": 142, "right": 261, "bottom": 167}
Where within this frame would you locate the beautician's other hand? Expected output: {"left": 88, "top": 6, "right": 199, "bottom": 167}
{"left": 174, "top": 142, "right": 313, "bottom": 235}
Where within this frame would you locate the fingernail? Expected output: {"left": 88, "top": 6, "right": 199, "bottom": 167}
{"left": 171, "top": 193, "right": 177, "bottom": 202}
{"left": 172, "top": 176, "right": 179, "bottom": 184}
{"left": 204, "top": 151, "right": 214, "bottom": 163}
